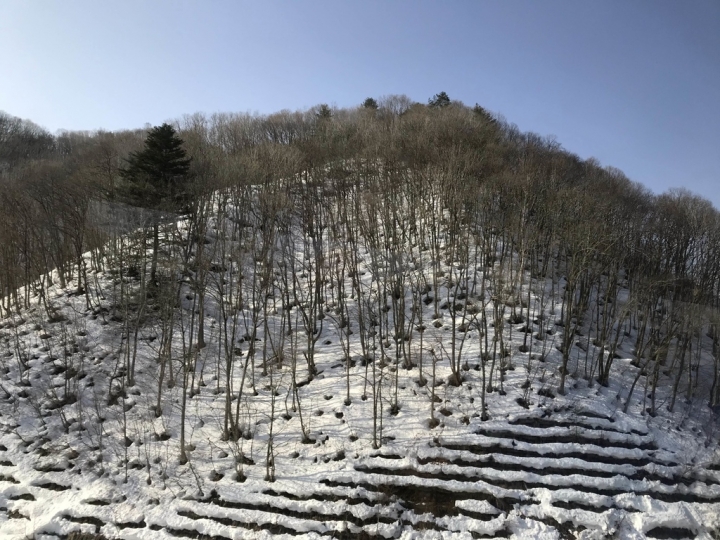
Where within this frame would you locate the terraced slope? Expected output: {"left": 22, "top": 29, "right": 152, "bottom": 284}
{"left": 0, "top": 214, "right": 718, "bottom": 539}
{"left": 1, "top": 397, "right": 718, "bottom": 539}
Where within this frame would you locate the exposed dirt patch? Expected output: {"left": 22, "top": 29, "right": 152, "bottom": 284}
{"left": 645, "top": 526, "right": 697, "bottom": 539}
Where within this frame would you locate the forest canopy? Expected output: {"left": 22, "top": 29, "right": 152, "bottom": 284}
{"left": 0, "top": 95, "right": 719, "bottom": 413}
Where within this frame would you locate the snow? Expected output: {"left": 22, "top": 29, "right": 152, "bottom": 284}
{"left": 0, "top": 203, "right": 717, "bottom": 540}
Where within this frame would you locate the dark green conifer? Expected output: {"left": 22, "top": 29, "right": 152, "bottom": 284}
{"left": 120, "top": 123, "right": 191, "bottom": 210}
{"left": 428, "top": 91, "right": 451, "bottom": 108}
{"left": 120, "top": 123, "right": 191, "bottom": 282}
{"left": 362, "top": 97, "right": 379, "bottom": 110}
{"left": 316, "top": 104, "right": 333, "bottom": 119}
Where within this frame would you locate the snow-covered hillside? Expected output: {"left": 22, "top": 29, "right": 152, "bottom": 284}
{"left": 0, "top": 195, "right": 718, "bottom": 540}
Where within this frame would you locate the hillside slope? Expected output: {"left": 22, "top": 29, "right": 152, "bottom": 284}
{"left": 0, "top": 203, "right": 718, "bottom": 540}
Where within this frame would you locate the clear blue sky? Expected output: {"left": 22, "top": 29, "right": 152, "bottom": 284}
{"left": 1, "top": 1, "right": 718, "bottom": 207}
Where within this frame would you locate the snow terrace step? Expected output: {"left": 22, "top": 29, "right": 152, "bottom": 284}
{"left": 474, "top": 426, "right": 657, "bottom": 450}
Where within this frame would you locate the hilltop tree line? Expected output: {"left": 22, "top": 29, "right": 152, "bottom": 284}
{"left": 1, "top": 92, "right": 719, "bottom": 454}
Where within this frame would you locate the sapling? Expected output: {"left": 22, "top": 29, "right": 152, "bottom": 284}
{"left": 265, "top": 359, "right": 278, "bottom": 482}
{"left": 369, "top": 311, "right": 382, "bottom": 449}
{"left": 428, "top": 348, "right": 440, "bottom": 429}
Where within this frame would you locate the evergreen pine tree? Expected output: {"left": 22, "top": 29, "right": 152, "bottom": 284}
{"left": 472, "top": 103, "right": 496, "bottom": 124}
{"left": 362, "top": 97, "right": 379, "bottom": 110}
{"left": 428, "top": 91, "right": 451, "bottom": 108}
{"left": 316, "top": 104, "right": 333, "bottom": 119}
{"left": 120, "top": 123, "right": 192, "bottom": 210}
{"left": 120, "top": 123, "right": 192, "bottom": 282}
